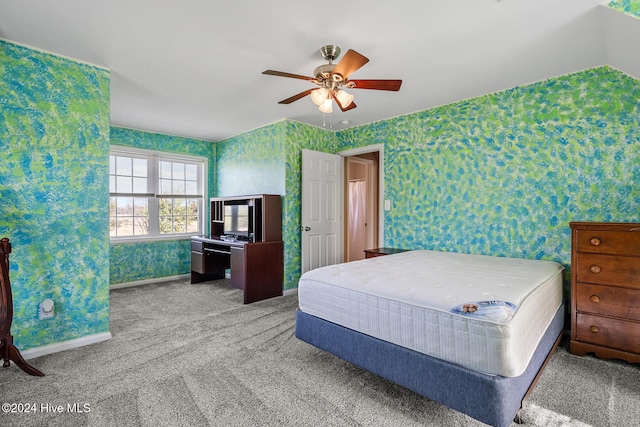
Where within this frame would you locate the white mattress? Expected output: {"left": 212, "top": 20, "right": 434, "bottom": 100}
{"left": 298, "top": 250, "right": 564, "bottom": 377}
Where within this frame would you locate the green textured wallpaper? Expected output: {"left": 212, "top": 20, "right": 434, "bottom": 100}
{"left": 109, "top": 126, "right": 215, "bottom": 284}
{"left": 215, "top": 121, "right": 287, "bottom": 197}
{"left": 0, "top": 40, "right": 111, "bottom": 350}
{"left": 609, "top": 0, "right": 640, "bottom": 18}
{"left": 216, "top": 120, "right": 335, "bottom": 290}
{"left": 337, "top": 66, "right": 640, "bottom": 293}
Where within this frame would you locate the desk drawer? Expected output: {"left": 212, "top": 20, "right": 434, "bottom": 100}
{"left": 575, "top": 253, "right": 640, "bottom": 288}
{"left": 575, "top": 313, "right": 640, "bottom": 354}
{"left": 191, "top": 251, "right": 205, "bottom": 274}
{"left": 575, "top": 283, "right": 640, "bottom": 321}
{"left": 191, "top": 240, "right": 203, "bottom": 252}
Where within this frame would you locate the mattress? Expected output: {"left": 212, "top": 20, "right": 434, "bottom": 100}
{"left": 297, "top": 250, "right": 564, "bottom": 377}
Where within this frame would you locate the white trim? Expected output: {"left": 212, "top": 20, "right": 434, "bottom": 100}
{"left": 110, "top": 274, "right": 191, "bottom": 289}
{"left": 110, "top": 234, "right": 198, "bottom": 244}
{"left": 109, "top": 146, "right": 208, "bottom": 241}
{"left": 21, "top": 332, "right": 112, "bottom": 360}
{"left": 283, "top": 288, "right": 298, "bottom": 297}
{"left": 338, "top": 144, "right": 385, "bottom": 247}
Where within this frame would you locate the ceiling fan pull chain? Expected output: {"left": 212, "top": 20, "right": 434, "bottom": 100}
{"left": 322, "top": 112, "right": 333, "bottom": 129}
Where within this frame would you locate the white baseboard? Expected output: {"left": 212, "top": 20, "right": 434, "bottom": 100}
{"left": 21, "top": 332, "right": 112, "bottom": 360}
{"left": 110, "top": 274, "right": 191, "bottom": 289}
{"left": 283, "top": 288, "right": 298, "bottom": 297}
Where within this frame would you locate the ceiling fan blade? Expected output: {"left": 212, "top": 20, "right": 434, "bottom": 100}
{"left": 262, "top": 70, "right": 315, "bottom": 81}
{"left": 341, "top": 101, "right": 357, "bottom": 112}
{"left": 332, "top": 92, "right": 357, "bottom": 112}
{"left": 278, "top": 89, "right": 313, "bottom": 104}
{"left": 332, "top": 49, "right": 369, "bottom": 79}
{"left": 349, "top": 79, "right": 402, "bottom": 91}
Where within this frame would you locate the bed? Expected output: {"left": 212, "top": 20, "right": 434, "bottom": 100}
{"left": 295, "top": 250, "right": 565, "bottom": 427}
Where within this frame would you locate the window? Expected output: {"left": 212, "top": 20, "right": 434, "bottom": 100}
{"left": 109, "top": 147, "right": 207, "bottom": 240}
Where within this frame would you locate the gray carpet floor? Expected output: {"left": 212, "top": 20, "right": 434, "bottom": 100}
{"left": 1, "top": 278, "right": 639, "bottom": 427}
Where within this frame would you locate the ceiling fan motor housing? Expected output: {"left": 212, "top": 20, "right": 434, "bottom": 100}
{"left": 320, "top": 45, "right": 341, "bottom": 62}
{"left": 314, "top": 63, "right": 338, "bottom": 80}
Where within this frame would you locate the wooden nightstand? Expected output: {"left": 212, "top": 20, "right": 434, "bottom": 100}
{"left": 364, "top": 247, "right": 409, "bottom": 259}
{"left": 569, "top": 222, "right": 640, "bottom": 364}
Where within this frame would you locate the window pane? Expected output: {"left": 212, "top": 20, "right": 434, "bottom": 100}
{"left": 186, "top": 199, "right": 198, "bottom": 215}
{"left": 187, "top": 216, "right": 199, "bottom": 232}
{"left": 109, "top": 175, "right": 116, "bottom": 193}
{"left": 116, "top": 216, "right": 134, "bottom": 236}
{"left": 160, "top": 179, "right": 172, "bottom": 195}
{"left": 173, "top": 218, "right": 186, "bottom": 233}
{"left": 134, "top": 215, "right": 148, "bottom": 235}
{"left": 173, "top": 163, "right": 185, "bottom": 180}
{"left": 185, "top": 164, "right": 198, "bottom": 180}
{"left": 172, "top": 180, "right": 185, "bottom": 195}
{"left": 116, "top": 197, "right": 133, "bottom": 215}
{"left": 160, "top": 161, "right": 172, "bottom": 179}
{"left": 133, "top": 198, "right": 148, "bottom": 216}
{"left": 116, "top": 156, "right": 132, "bottom": 176}
{"left": 185, "top": 181, "right": 197, "bottom": 195}
{"left": 109, "top": 156, "right": 115, "bottom": 175}
{"left": 132, "top": 177, "right": 147, "bottom": 193}
{"left": 159, "top": 216, "right": 172, "bottom": 234}
{"left": 132, "top": 158, "right": 147, "bottom": 177}
{"left": 159, "top": 199, "right": 172, "bottom": 216}
{"left": 116, "top": 176, "right": 132, "bottom": 193}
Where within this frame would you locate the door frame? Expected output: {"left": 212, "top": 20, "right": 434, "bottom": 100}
{"left": 339, "top": 144, "right": 385, "bottom": 248}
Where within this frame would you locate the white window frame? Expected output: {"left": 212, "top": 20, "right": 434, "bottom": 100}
{"left": 110, "top": 145, "right": 208, "bottom": 242}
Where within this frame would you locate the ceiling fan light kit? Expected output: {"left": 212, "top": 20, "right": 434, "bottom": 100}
{"left": 262, "top": 44, "right": 402, "bottom": 114}
{"left": 310, "top": 87, "right": 330, "bottom": 106}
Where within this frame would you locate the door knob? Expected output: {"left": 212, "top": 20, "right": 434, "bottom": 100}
{"left": 304, "top": 226, "right": 311, "bottom": 231}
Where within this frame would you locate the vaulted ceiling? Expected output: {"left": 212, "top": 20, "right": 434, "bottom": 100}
{"left": 1, "top": 1, "right": 639, "bottom": 142}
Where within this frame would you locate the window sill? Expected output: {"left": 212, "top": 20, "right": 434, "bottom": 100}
{"left": 110, "top": 233, "right": 201, "bottom": 244}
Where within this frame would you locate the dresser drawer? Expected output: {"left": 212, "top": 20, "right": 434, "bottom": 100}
{"left": 576, "top": 227, "right": 640, "bottom": 255}
{"left": 575, "top": 283, "right": 640, "bottom": 321}
{"left": 575, "top": 253, "right": 640, "bottom": 288}
{"left": 574, "top": 228, "right": 640, "bottom": 255}
{"left": 575, "top": 313, "right": 640, "bottom": 354}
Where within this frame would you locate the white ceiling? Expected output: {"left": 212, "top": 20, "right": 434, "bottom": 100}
{"left": 0, "top": 0, "right": 637, "bottom": 142}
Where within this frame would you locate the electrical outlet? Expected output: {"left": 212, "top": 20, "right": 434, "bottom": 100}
{"left": 384, "top": 199, "right": 391, "bottom": 211}
{"left": 39, "top": 299, "right": 54, "bottom": 320}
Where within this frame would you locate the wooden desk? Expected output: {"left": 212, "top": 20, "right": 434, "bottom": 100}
{"left": 190, "top": 236, "right": 283, "bottom": 304}
{"left": 364, "top": 247, "right": 409, "bottom": 259}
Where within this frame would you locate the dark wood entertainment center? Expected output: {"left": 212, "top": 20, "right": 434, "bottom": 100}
{"left": 190, "top": 194, "right": 283, "bottom": 304}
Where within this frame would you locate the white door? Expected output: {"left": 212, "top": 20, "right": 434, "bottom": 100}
{"left": 301, "top": 149, "right": 343, "bottom": 274}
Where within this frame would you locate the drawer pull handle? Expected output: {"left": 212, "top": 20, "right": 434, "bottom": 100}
{"left": 590, "top": 265, "right": 601, "bottom": 274}
{"left": 590, "top": 295, "right": 600, "bottom": 303}
{"left": 589, "top": 237, "right": 601, "bottom": 246}
{"left": 589, "top": 326, "right": 599, "bottom": 334}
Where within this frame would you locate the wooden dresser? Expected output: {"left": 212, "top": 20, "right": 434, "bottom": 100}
{"left": 569, "top": 222, "right": 640, "bottom": 363}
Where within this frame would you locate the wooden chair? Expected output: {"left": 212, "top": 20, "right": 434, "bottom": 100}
{"left": 0, "top": 237, "right": 44, "bottom": 376}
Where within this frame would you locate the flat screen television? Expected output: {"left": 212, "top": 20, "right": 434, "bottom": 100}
{"left": 224, "top": 204, "right": 251, "bottom": 237}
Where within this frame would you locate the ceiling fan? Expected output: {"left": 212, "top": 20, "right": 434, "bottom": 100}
{"left": 262, "top": 45, "right": 402, "bottom": 113}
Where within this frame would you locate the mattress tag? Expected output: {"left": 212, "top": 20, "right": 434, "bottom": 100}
{"left": 450, "top": 300, "right": 517, "bottom": 322}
